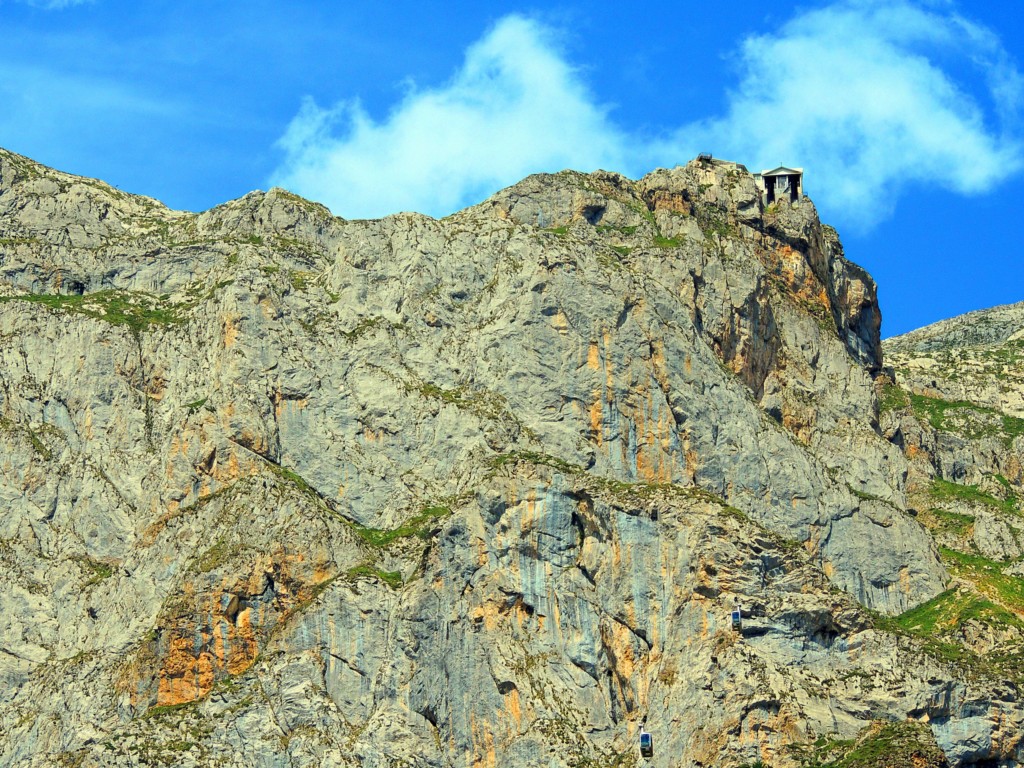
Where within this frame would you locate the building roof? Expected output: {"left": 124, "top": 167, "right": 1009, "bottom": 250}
{"left": 760, "top": 166, "right": 803, "bottom": 177}
{"left": 711, "top": 159, "right": 750, "bottom": 173}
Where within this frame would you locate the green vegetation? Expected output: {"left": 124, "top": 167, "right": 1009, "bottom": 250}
{"left": 591, "top": 477, "right": 733, "bottom": 511}
{"left": 652, "top": 235, "right": 683, "bottom": 248}
{"left": 626, "top": 201, "right": 657, "bottom": 227}
{"left": 845, "top": 484, "right": 888, "bottom": 504}
{"left": 828, "top": 722, "right": 935, "bottom": 768}
{"left": 194, "top": 539, "right": 237, "bottom": 573}
{"left": 74, "top": 556, "right": 114, "bottom": 586}
{"left": 0, "top": 290, "right": 185, "bottom": 334}
{"left": 929, "top": 477, "right": 1019, "bottom": 515}
{"left": 288, "top": 270, "right": 314, "bottom": 291}
{"left": 270, "top": 234, "right": 323, "bottom": 259}
{"left": 697, "top": 209, "right": 734, "bottom": 241}
{"left": 909, "top": 392, "right": 1024, "bottom": 447}
{"left": 0, "top": 235, "right": 41, "bottom": 247}
{"left": 790, "top": 721, "right": 945, "bottom": 768}
{"left": 0, "top": 418, "right": 57, "bottom": 460}
{"left": 341, "top": 316, "right": 404, "bottom": 341}
{"left": 596, "top": 248, "right": 631, "bottom": 271}
{"left": 185, "top": 397, "right": 209, "bottom": 415}
{"left": 545, "top": 225, "right": 569, "bottom": 236}
{"left": 162, "top": 740, "right": 195, "bottom": 753}
{"left": 285, "top": 575, "right": 341, "bottom": 619}
{"left": 877, "top": 381, "right": 910, "bottom": 414}
{"left": 941, "top": 547, "right": 1024, "bottom": 610}
{"left": 595, "top": 224, "right": 637, "bottom": 236}
{"left": 996, "top": 474, "right": 1021, "bottom": 509}
{"left": 242, "top": 458, "right": 313, "bottom": 505}
{"left": 26, "top": 426, "right": 52, "bottom": 460}
{"left": 352, "top": 504, "right": 452, "bottom": 548}
{"left": 347, "top": 563, "right": 403, "bottom": 589}
{"left": 142, "top": 701, "right": 195, "bottom": 720}
{"left": 873, "top": 550, "right": 1024, "bottom": 673}
{"left": 488, "top": 451, "right": 756, "bottom": 527}
{"left": 410, "top": 380, "right": 517, "bottom": 424}
{"left": 490, "top": 450, "right": 584, "bottom": 475}
{"left": 925, "top": 507, "right": 975, "bottom": 536}
{"left": 910, "top": 392, "right": 983, "bottom": 430}
{"left": 882, "top": 588, "right": 1015, "bottom": 638}
{"left": 890, "top": 338, "right": 1024, "bottom": 389}
{"left": 204, "top": 280, "right": 234, "bottom": 302}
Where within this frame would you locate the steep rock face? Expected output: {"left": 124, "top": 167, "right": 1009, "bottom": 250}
{"left": 882, "top": 304, "right": 1024, "bottom": 530}
{"left": 886, "top": 302, "right": 1024, "bottom": 419}
{"left": 0, "top": 149, "right": 1019, "bottom": 767}
{"left": 873, "top": 306, "right": 1024, "bottom": 767}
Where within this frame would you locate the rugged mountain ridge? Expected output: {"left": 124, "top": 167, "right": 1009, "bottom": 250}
{"left": 0, "top": 147, "right": 1020, "bottom": 766}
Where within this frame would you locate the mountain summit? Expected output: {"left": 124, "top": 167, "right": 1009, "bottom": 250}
{"left": 0, "top": 148, "right": 1021, "bottom": 766}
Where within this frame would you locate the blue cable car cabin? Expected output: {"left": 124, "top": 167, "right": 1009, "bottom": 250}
{"left": 731, "top": 608, "right": 742, "bottom": 631}
{"left": 639, "top": 730, "right": 653, "bottom": 757}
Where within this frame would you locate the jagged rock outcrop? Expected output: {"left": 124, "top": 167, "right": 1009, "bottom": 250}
{"left": 0, "top": 149, "right": 1020, "bottom": 767}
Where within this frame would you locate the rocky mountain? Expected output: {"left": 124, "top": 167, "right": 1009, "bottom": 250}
{"left": 878, "top": 307, "right": 1024, "bottom": 700}
{"left": 0, "top": 147, "right": 1021, "bottom": 767}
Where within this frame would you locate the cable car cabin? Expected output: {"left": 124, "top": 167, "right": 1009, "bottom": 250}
{"left": 731, "top": 608, "right": 742, "bottom": 631}
{"left": 639, "top": 731, "right": 653, "bottom": 758}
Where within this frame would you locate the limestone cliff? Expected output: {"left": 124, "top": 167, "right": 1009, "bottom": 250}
{"left": 874, "top": 307, "right": 1024, "bottom": 762}
{"left": 0, "top": 148, "right": 1020, "bottom": 767}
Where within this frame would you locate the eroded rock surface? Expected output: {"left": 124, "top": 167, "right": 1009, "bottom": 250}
{"left": 0, "top": 149, "right": 1020, "bottom": 767}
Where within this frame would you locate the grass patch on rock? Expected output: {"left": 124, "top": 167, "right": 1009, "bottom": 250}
{"left": 874, "top": 566, "right": 1024, "bottom": 676}
{"left": 940, "top": 547, "right": 1024, "bottom": 611}
{"left": 142, "top": 701, "right": 196, "bottom": 720}
{"left": 352, "top": 504, "right": 452, "bottom": 548}
{"left": 73, "top": 555, "right": 115, "bottom": 586}
{"left": 346, "top": 563, "right": 403, "bottom": 589}
{"left": 877, "top": 381, "right": 910, "bottom": 414}
{"left": 194, "top": 539, "right": 238, "bottom": 573}
{"left": 652, "top": 234, "right": 683, "bottom": 248}
{"left": 923, "top": 507, "right": 975, "bottom": 537}
{"left": 790, "top": 720, "right": 949, "bottom": 768}
{"left": 885, "top": 588, "right": 1019, "bottom": 637}
{"left": 409, "top": 380, "right": 519, "bottom": 424}
{"left": 489, "top": 450, "right": 584, "bottom": 476}
{"left": 0, "top": 290, "right": 186, "bottom": 333}
{"left": 910, "top": 392, "right": 1024, "bottom": 447}
{"left": 929, "top": 478, "right": 1018, "bottom": 514}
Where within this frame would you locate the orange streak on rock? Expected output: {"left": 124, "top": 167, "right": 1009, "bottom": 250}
{"left": 229, "top": 608, "right": 258, "bottom": 675}
{"left": 589, "top": 391, "right": 603, "bottom": 447}
{"left": 222, "top": 314, "right": 239, "bottom": 348}
{"left": 899, "top": 566, "right": 911, "bottom": 595}
{"left": 504, "top": 686, "right": 522, "bottom": 728}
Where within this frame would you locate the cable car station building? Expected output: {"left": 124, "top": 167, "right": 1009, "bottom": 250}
{"left": 755, "top": 166, "right": 804, "bottom": 204}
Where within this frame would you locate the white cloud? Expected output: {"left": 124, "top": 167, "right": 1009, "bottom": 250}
{"left": 671, "top": 0, "right": 1024, "bottom": 228}
{"left": 270, "top": 15, "right": 626, "bottom": 219}
{"left": 270, "top": 2, "right": 1023, "bottom": 228}
{"left": 13, "top": 0, "right": 93, "bottom": 8}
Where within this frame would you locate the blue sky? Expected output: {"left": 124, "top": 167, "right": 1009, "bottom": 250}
{"left": 1, "top": 0, "right": 1021, "bottom": 337}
